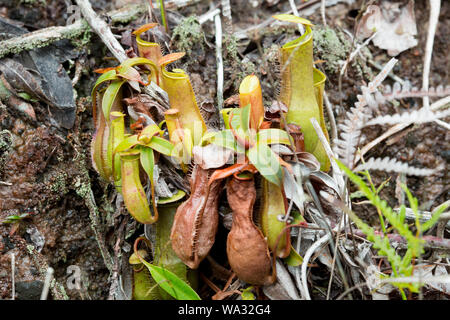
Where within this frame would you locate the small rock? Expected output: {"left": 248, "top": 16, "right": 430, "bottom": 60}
{"left": 15, "top": 280, "right": 44, "bottom": 300}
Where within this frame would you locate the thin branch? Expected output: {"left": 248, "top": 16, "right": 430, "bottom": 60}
{"left": 214, "top": 11, "right": 224, "bottom": 122}
{"left": 311, "top": 118, "right": 346, "bottom": 200}
{"left": 422, "top": 0, "right": 441, "bottom": 109}
{"left": 11, "top": 253, "right": 15, "bottom": 300}
{"left": 75, "top": 0, "right": 127, "bottom": 62}
{"left": 0, "top": 4, "right": 146, "bottom": 59}
{"left": 301, "top": 233, "right": 330, "bottom": 300}
{"left": 321, "top": 0, "right": 327, "bottom": 26}
{"left": 323, "top": 91, "right": 338, "bottom": 147}
{"left": 288, "top": 0, "right": 305, "bottom": 34}
{"left": 40, "top": 267, "right": 54, "bottom": 300}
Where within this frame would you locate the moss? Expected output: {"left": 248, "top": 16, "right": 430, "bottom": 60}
{"left": 19, "top": 0, "right": 45, "bottom": 5}
{"left": 74, "top": 177, "right": 90, "bottom": 199}
{"left": 0, "top": 130, "right": 12, "bottom": 174}
{"left": 70, "top": 27, "right": 92, "bottom": 50}
{"left": 0, "top": 21, "right": 90, "bottom": 59}
{"left": 222, "top": 35, "right": 258, "bottom": 93}
{"left": 49, "top": 171, "right": 68, "bottom": 194}
{"left": 313, "top": 26, "right": 351, "bottom": 74}
{"left": 27, "top": 244, "right": 35, "bottom": 255}
{"left": 171, "top": 16, "right": 205, "bottom": 65}
{"left": 0, "top": 81, "right": 12, "bottom": 101}
{"left": 313, "top": 26, "right": 372, "bottom": 79}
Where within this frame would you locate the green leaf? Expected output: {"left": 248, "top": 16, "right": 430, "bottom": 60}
{"left": 350, "top": 190, "right": 366, "bottom": 199}
{"left": 291, "top": 210, "right": 305, "bottom": 225}
{"left": 114, "top": 135, "right": 139, "bottom": 154}
{"left": 241, "top": 287, "right": 255, "bottom": 300}
{"left": 118, "top": 57, "right": 158, "bottom": 74}
{"left": 147, "top": 136, "right": 174, "bottom": 156}
{"left": 229, "top": 108, "right": 241, "bottom": 131}
{"left": 139, "top": 124, "right": 163, "bottom": 144}
{"left": 284, "top": 246, "right": 303, "bottom": 267}
{"left": 157, "top": 190, "right": 186, "bottom": 204}
{"left": 398, "top": 205, "right": 406, "bottom": 224}
{"left": 200, "top": 131, "right": 218, "bottom": 145}
{"left": 139, "top": 260, "right": 201, "bottom": 300}
{"left": 257, "top": 128, "right": 292, "bottom": 145}
{"left": 240, "top": 104, "right": 251, "bottom": 133}
{"left": 91, "top": 69, "right": 118, "bottom": 121}
{"left": 220, "top": 108, "right": 234, "bottom": 130}
{"left": 247, "top": 142, "right": 282, "bottom": 186}
{"left": 272, "top": 14, "right": 314, "bottom": 26}
{"left": 208, "top": 130, "right": 244, "bottom": 153}
{"left": 139, "top": 147, "right": 154, "bottom": 184}
{"left": 422, "top": 202, "right": 449, "bottom": 232}
{"left": 91, "top": 69, "right": 118, "bottom": 99}
{"left": 102, "top": 80, "right": 125, "bottom": 122}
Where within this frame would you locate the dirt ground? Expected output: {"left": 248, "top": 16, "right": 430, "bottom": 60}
{"left": 0, "top": 0, "right": 448, "bottom": 300}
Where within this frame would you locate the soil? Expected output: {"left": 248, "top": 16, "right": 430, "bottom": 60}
{"left": 0, "top": 0, "right": 448, "bottom": 300}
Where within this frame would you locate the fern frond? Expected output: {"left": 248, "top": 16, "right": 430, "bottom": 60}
{"left": 354, "top": 58, "right": 398, "bottom": 109}
{"left": 382, "top": 83, "right": 450, "bottom": 102}
{"left": 333, "top": 106, "right": 372, "bottom": 167}
{"left": 365, "top": 106, "right": 450, "bottom": 126}
{"left": 353, "top": 157, "right": 436, "bottom": 176}
{"left": 333, "top": 58, "right": 399, "bottom": 168}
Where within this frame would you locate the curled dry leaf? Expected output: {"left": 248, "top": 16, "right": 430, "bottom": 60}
{"left": 357, "top": 1, "right": 418, "bottom": 56}
{"left": 226, "top": 176, "right": 274, "bottom": 285}
{"left": 123, "top": 93, "right": 167, "bottom": 123}
{"left": 170, "top": 165, "right": 223, "bottom": 269}
{"left": 192, "top": 144, "right": 234, "bottom": 170}
{"left": 286, "top": 123, "right": 305, "bottom": 153}
{"left": 265, "top": 100, "right": 288, "bottom": 121}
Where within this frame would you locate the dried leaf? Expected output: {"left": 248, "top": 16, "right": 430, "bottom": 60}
{"left": 192, "top": 144, "right": 234, "bottom": 170}
{"left": 357, "top": 1, "right": 418, "bottom": 56}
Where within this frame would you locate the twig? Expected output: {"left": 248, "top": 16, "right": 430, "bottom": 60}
{"left": 367, "top": 59, "right": 404, "bottom": 85}
{"left": 234, "top": 0, "right": 321, "bottom": 39}
{"left": 422, "top": 0, "right": 441, "bottom": 109}
{"left": 11, "top": 253, "right": 15, "bottom": 300}
{"left": 301, "top": 233, "right": 330, "bottom": 299}
{"left": 339, "top": 32, "right": 378, "bottom": 80}
{"left": 75, "top": 0, "right": 127, "bottom": 62}
{"left": 198, "top": 8, "right": 221, "bottom": 25}
{"left": 434, "top": 119, "right": 450, "bottom": 130}
{"left": 71, "top": 59, "right": 83, "bottom": 86}
{"left": 0, "top": 4, "right": 147, "bottom": 59}
{"left": 310, "top": 118, "right": 346, "bottom": 200}
{"left": 430, "top": 95, "right": 450, "bottom": 110}
{"left": 305, "top": 183, "right": 352, "bottom": 299}
{"left": 354, "top": 123, "right": 410, "bottom": 165}
{"left": 323, "top": 91, "right": 338, "bottom": 145}
{"left": 326, "top": 215, "right": 345, "bottom": 300}
{"left": 288, "top": 0, "right": 305, "bottom": 34}
{"left": 335, "top": 281, "right": 371, "bottom": 300}
{"left": 321, "top": 0, "right": 327, "bottom": 26}
{"left": 221, "top": 0, "right": 233, "bottom": 34}
{"left": 40, "top": 267, "right": 54, "bottom": 300}
{"left": 354, "top": 94, "right": 449, "bottom": 165}
{"left": 16, "top": 238, "right": 69, "bottom": 300}
{"left": 0, "top": 20, "right": 88, "bottom": 59}
{"left": 214, "top": 10, "right": 224, "bottom": 122}
{"left": 294, "top": 230, "right": 307, "bottom": 299}
{"left": 79, "top": 176, "right": 114, "bottom": 272}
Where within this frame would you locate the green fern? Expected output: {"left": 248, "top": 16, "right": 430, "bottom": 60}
{"left": 336, "top": 159, "right": 448, "bottom": 299}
